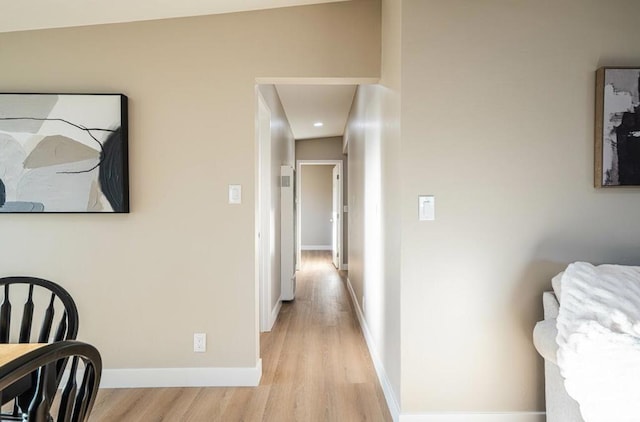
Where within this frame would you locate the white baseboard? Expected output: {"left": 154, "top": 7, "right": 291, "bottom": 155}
{"left": 268, "top": 297, "right": 282, "bottom": 331}
{"left": 100, "top": 359, "right": 262, "bottom": 388}
{"left": 345, "top": 277, "right": 401, "bottom": 422}
{"left": 301, "top": 245, "right": 332, "bottom": 250}
{"left": 400, "top": 413, "right": 544, "bottom": 422}
{"left": 341, "top": 264, "right": 349, "bottom": 271}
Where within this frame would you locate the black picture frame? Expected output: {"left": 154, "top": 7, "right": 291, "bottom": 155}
{"left": 595, "top": 67, "right": 640, "bottom": 188}
{"left": 0, "top": 93, "right": 129, "bottom": 212}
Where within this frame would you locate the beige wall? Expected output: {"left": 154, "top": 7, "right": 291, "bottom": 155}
{"left": 345, "top": 0, "right": 402, "bottom": 409}
{"left": 257, "top": 84, "right": 295, "bottom": 317}
{"left": 346, "top": 82, "right": 402, "bottom": 410}
{"left": 379, "top": 0, "right": 402, "bottom": 406}
{"left": 296, "top": 137, "right": 347, "bottom": 161}
{"left": 300, "top": 165, "right": 333, "bottom": 247}
{"left": 296, "top": 136, "right": 349, "bottom": 263}
{"left": 345, "top": 85, "right": 381, "bottom": 325}
{"left": 345, "top": 2, "right": 402, "bottom": 409}
{"left": 400, "top": 0, "right": 640, "bottom": 413}
{"left": 0, "top": 0, "right": 380, "bottom": 372}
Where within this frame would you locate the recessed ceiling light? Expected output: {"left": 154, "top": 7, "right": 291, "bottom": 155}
{"left": 313, "top": 122, "right": 323, "bottom": 127}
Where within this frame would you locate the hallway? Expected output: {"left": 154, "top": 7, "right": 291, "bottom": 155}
{"left": 259, "top": 250, "right": 391, "bottom": 421}
{"left": 89, "top": 251, "right": 391, "bottom": 421}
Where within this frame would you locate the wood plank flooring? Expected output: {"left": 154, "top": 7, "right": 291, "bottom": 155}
{"left": 89, "top": 251, "right": 392, "bottom": 421}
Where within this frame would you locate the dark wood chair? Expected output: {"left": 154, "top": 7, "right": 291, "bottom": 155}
{"left": 0, "top": 277, "right": 79, "bottom": 420}
{"left": 0, "top": 341, "right": 102, "bottom": 422}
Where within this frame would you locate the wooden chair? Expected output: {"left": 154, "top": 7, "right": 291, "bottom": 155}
{"left": 0, "top": 341, "right": 102, "bottom": 422}
{"left": 0, "top": 277, "right": 79, "bottom": 420}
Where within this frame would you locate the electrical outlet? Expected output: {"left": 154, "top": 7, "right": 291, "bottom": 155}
{"left": 193, "top": 333, "right": 206, "bottom": 352}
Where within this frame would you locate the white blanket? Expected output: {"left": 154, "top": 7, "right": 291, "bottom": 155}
{"left": 556, "top": 262, "right": 640, "bottom": 422}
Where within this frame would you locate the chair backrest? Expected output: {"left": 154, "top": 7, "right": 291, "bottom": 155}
{"left": 0, "top": 340, "right": 102, "bottom": 422}
{"left": 0, "top": 277, "right": 79, "bottom": 344}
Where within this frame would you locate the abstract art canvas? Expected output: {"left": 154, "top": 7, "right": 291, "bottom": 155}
{"left": 595, "top": 68, "right": 640, "bottom": 187}
{"left": 0, "top": 94, "right": 129, "bottom": 212}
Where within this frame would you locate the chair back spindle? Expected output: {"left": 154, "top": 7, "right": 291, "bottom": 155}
{"left": 0, "top": 285, "right": 11, "bottom": 343}
{"left": 19, "top": 285, "right": 35, "bottom": 344}
{"left": 58, "top": 356, "right": 79, "bottom": 421}
{"left": 37, "top": 293, "right": 57, "bottom": 343}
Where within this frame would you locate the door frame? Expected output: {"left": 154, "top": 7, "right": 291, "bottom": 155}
{"left": 256, "top": 90, "right": 273, "bottom": 332}
{"left": 296, "top": 160, "right": 343, "bottom": 270}
{"left": 331, "top": 164, "right": 340, "bottom": 269}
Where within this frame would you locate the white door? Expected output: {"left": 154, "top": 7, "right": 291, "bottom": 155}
{"left": 331, "top": 165, "right": 340, "bottom": 269}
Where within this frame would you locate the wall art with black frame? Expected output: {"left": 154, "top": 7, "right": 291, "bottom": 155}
{"left": 0, "top": 93, "right": 129, "bottom": 212}
{"left": 595, "top": 67, "right": 640, "bottom": 188}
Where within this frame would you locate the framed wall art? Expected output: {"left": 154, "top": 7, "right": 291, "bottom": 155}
{"left": 0, "top": 93, "right": 129, "bottom": 212}
{"left": 595, "top": 67, "right": 640, "bottom": 188}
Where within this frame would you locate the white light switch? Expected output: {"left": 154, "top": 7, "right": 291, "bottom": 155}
{"left": 229, "top": 185, "right": 242, "bottom": 204}
{"left": 419, "top": 195, "right": 435, "bottom": 221}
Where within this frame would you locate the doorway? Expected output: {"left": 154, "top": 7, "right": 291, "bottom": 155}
{"left": 296, "top": 160, "right": 343, "bottom": 271}
{"left": 255, "top": 79, "right": 370, "bottom": 336}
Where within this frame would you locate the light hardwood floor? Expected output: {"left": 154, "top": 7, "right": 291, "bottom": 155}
{"left": 89, "top": 251, "right": 392, "bottom": 421}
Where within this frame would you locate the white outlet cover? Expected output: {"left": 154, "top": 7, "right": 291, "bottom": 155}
{"left": 193, "top": 333, "right": 206, "bottom": 352}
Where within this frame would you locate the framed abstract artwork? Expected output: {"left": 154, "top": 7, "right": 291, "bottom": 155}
{"left": 595, "top": 67, "right": 640, "bottom": 187}
{"left": 0, "top": 93, "right": 129, "bottom": 212}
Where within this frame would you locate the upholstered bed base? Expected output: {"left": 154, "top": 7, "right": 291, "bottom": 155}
{"left": 533, "top": 291, "right": 583, "bottom": 422}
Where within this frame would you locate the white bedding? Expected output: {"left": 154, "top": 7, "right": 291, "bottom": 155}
{"left": 556, "top": 262, "right": 640, "bottom": 422}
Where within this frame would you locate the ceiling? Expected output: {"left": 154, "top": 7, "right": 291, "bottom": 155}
{"left": 275, "top": 85, "right": 357, "bottom": 140}
{"left": 0, "top": 0, "right": 346, "bottom": 33}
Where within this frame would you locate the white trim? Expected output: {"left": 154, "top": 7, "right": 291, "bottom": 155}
{"left": 100, "top": 359, "right": 262, "bottom": 389}
{"left": 399, "top": 413, "right": 545, "bottom": 422}
{"left": 255, "top": 77, "right": 379, "bottom": 85}
{"left": 345, "top": 277, "right": 401, "bottom": 422}
{"left": 257, "top": 90, "right": 274, "bottom": 333}
{"left": 266, "top": 296, "right": 282, "bottom": 332}
{"left": 301, "top": 245, "right": 332, "bottom": 251}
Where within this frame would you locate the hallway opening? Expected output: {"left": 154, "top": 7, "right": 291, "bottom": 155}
{"left": 254, "top": 78, "right": 397, "bottom": 420}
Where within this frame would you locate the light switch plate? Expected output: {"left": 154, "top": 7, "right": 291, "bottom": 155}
{"left": 419, "top": 195, "right": 435, "bottom": 221}
{"left": 228, "top": 185, "right": 242, "bottom": 204}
